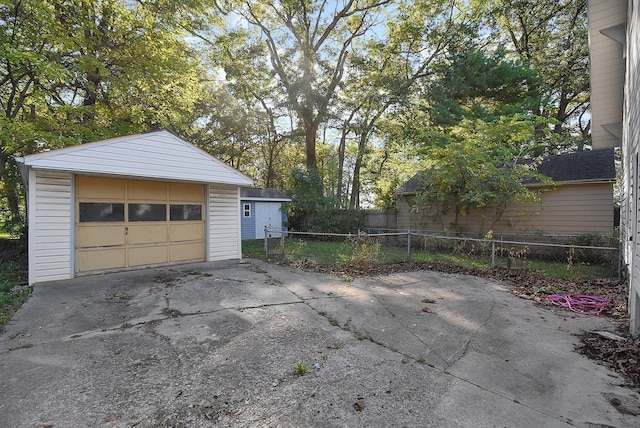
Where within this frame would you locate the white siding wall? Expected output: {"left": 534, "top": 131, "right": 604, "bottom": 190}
{"left": 625, "top": 0, "right": 640, "bottom": 335}
{"left": 208, "top": 184, "right": 242, "bottom": 261}
{"left": 589, "top": 0, "right": 626, "bottom": 149}
{"left": 24, "top": 130, "right": 253, "bottom": 186}
{"left": 28, "top": 170, "right": 73, "bottom": 284}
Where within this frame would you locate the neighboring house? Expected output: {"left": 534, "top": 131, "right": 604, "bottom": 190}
{"left": 15, "top": 129, "right": 253, "bottom": 285}
{"left": 240, "top": 187, "right": 291, "bottom": 240}
{"left": 394, "top": 149, "right": 616, "bottom": 236}
{"left": 588, "top": 0, "right": 639, "bottom": 335}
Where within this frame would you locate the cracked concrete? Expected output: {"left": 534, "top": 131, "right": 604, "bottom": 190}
{"left": 0, "top": 259, "right": 639, "bottom": 427}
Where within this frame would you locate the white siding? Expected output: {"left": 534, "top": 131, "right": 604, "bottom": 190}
{"left": 625, "top": 0, "right": 640, "bottom": 335}
{"left": 28, "top": 170, "right": 73, "bottom": 284}
{"left": 22, "top": 130, "right": 253, "bottom": 186}
{"left": 589, "top": 0, "right": 626, "bottom": 149}
{"left": 208, "top": 184, "right": 242, "bottom": 261}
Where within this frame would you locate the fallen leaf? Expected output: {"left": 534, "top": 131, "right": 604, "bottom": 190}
{"left": 422, "top": 306, "right": 432, "bottom": 313}
{"left": 104, "top": 415, "right": 119, "bottom": 422}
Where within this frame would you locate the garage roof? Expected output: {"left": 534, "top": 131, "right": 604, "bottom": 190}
{"left": 17, "top": 129, "right": 253, "bottom": 186}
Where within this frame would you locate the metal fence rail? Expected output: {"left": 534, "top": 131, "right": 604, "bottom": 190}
{"left": 263, "top": 227, "right": 621, "bottom": 278}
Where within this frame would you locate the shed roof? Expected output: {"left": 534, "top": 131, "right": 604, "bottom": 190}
{"left": 17, "top": 129, "right": 253, "bottom": 186}
{"left": 395, "top": 149, "right": 616, "bottom": 196}
{"left": 241, "top": 187, "right": 291, "bottom": 202}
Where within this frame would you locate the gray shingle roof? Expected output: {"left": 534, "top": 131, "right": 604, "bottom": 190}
{"left": 530, "top": 148, "right": 616, "bottom": 183}
{"left": 241, "top": 187, "right": 291, "bottom": 201}
{"left": 395, "top": 149, "right": 616, "bottom": 196}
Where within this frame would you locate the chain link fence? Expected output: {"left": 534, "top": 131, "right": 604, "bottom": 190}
{"left": 261, "top": 227, "right": 620, "bottom": 279}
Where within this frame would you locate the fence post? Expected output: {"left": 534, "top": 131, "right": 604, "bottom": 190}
{"left": 264, "top": 226, "right": 268, "bottom": 257}
{"left": 491, "top": 240, "right": 495, "bottom": 268}
{"left": 407, "top": 228, "right": 411, "bottom": 260}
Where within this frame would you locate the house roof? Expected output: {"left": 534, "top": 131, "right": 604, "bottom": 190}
{"left": 395, "top": 149, "right": 616, "bottom": 196}
{"left": 529, "top": 148, "right": 616, "bottom": 183}
{"left": 16, "top": 129, "right": 254, "bottom": 186}
{"left": 241, "top": 187, "right": 291, "bottom": 202}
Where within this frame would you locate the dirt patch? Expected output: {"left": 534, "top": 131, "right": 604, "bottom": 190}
{"left": 283, "top": 259, "right": 639, "bottom": 388}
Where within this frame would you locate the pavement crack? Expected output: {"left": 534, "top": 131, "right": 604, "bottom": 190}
{"left": 445, "top": 290, "right": 497, "bottom": 369}
{"left": 361, "top": 279, "right": 450, "bottom": 367}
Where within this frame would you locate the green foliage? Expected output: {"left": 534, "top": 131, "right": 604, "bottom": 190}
{"left": 412, "top": 116, "right": 548, "bottom": 233}
{"left": 311, "top": 209, "right": 365, "bottom": 234}
{"left": 569, "top": 232, "right": 618, "bottom": 264}
{"left": 286, "top": 167, "right": 327, "bottom": 229}
{"left": 486, "top": 0, "right": 590, "bottom": 152}
{"left": 427, "top": 46, "right": 541, "bottom": 125}
{"left": 0, "top": 0, "right": 211, "bottom": 217}
{"left": 337, "top": 234, "right": 382, "bottom": 267}
{"left": 0, "top": 239, "right": 29, "bottom": 329}
{"left": 292, "top": 361, "right": 308, "bottom": 376}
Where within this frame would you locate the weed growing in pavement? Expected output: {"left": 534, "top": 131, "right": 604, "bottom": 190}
{"left": 321, "top": 352, "right": 329, "bottom": 360}
{"left": 292, "top": 362, "right": 308, "bottom": 376}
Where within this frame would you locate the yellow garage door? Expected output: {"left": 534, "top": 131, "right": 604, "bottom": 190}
{"left": 75, "top": 176, "right": 205, "bottom": 275}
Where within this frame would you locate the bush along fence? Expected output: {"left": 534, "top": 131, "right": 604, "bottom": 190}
{"left": 262, "top": 227, "right": 621, "bottom": 279}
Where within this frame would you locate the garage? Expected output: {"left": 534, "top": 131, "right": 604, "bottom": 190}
{"left": 17, "top": 130, "right": 254, "bottom": 284}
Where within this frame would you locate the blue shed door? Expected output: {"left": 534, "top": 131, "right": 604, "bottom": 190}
{"left": 255, "top": 202, "right": 282, "bottom": 239}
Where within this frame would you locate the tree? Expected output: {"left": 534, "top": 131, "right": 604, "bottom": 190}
{"left": 0, "top": 0, "right": 207, "bottom": 218}
{"left": 486, "top": 0, "right": 590, "bottom": 153}
{"left": 413, "top": 116, "right": 546, "bottom": 233}
{"left": 217, "top": 0, "right": 391, "bottom": 175}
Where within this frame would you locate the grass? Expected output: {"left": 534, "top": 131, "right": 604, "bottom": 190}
{"left": 242, "top": 237, "right": 616, "bottom": 281}
{"left": 0, "top": 238, "right": 29, "bottom": 329}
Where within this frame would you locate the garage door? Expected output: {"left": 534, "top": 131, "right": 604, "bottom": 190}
{"left": 75, "top": 176, "right": 205, "bottom": 275}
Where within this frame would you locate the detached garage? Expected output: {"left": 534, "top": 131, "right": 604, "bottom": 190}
{"left": 16, "top": 130, "right": 254, "bottom": 285}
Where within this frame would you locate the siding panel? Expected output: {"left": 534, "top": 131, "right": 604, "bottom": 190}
{"left": 25, "top": 130, "right": 253, "bottom": 186}
{"left": 396, "top": 183, "right": 614, "bottom": 235}
{"left": 589, "top": 0, "right": 626, "bottom": 149}
{"left": 30, "top": 171, "right": 73, "bottom": 284}
{"left": 209, "top": 184, "right": 242, "bottom": 261}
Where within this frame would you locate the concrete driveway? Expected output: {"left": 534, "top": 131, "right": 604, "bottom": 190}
{"left": 0, "top": 260, "right": 638, "bottom": 427}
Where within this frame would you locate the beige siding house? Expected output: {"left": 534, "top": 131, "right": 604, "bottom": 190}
{"left": 16, "top": 130, "right": 254, "bottom": 285}
{"left": 591, "top": 0, "right": 640, "bottom": 335}
{"left": 394, "top": 150, "right": 616, "bottom": 236}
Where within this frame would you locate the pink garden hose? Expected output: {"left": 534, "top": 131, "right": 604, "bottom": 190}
{"left": 548, "top": 294, "right": 610, "bottom": 315}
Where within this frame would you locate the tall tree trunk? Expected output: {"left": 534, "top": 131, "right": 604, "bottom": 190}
{"left": 336, "top": 127, "right": 349, "bottom": 205}
{"left": 302, "top": 113, "right": 318, "bottom": 172}
{"left": 349, "top": 133, "right": 368, "bottom": 210}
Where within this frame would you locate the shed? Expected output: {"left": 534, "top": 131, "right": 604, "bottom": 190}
{"left": 16, "top": 130, "right": 254, "bottom": 285}
{"left": 240, "top": 187, "right": 291, "bottom": 240}
{"left": 394, "top": 149, "right": 617, "bottom": 235}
